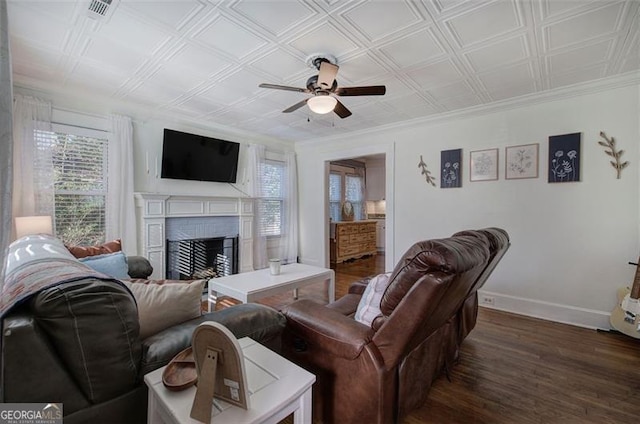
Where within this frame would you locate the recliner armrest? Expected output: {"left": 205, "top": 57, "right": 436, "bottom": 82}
{"left": 127, "top": 256, "right": 153, "bottom": 279}
{"left": 282, "top": 299, "right": 374, "bottom": 360}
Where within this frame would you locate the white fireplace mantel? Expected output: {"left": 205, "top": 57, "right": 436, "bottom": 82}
{"left": 135, "top": 193, "right": 254, "bottom": 279}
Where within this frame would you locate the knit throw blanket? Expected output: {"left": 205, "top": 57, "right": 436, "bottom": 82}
{"left": 1, "top": 235, "right": 119, "bottom": 317}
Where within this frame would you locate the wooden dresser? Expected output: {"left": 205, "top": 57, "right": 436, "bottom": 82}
{"left": 330, "top": 221, "right": 377, "bottom": 264}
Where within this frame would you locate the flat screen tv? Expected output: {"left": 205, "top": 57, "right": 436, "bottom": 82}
{"left": 161, "top": 129, "right": 240, "bottom": 183}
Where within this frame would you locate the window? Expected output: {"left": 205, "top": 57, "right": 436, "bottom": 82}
{"left": 258, "top": 159, "right": 284, "bottom": 237}
{"left": 34, "top": 126, "right": 108, "bottom": 246}
{"left": 329, "top": 167, "right": 365, "bottom": 221}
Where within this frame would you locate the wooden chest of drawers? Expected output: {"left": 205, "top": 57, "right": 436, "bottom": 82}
{"left": 330, "top": 221, "right": 377, "bottom": 264}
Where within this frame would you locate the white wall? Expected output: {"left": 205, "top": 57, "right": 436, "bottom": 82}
{"left": 133, "top": 118, "right": 253, "bottom": 197}
{"left": 296, "top": 84, "right": 640, "bottom": 329}
{"left": 15, "top": 86, "right": 294, "bottom": 198}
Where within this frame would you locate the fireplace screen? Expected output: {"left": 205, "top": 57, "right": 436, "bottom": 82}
{"left": 166, "top": 236, "right": 238, "bottom": 280}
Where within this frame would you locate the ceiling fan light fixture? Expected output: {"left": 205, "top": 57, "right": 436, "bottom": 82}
{"left": 307, "top": 95, "right": 337, "bottom": 114}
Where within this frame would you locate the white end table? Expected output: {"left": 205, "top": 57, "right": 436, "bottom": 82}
{"left": 208, "top": 263, "right": 335, "bottom": 312}
{"left": 144, "top": 337, "right": 315, "bottom": 424}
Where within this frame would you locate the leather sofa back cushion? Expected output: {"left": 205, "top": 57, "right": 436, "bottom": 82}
{"left": 32, "top": 279, "right": 142, "bottom": 403}
{"left": 67, "top": 239, "right": 122, "bottom": 259}
{"left": 122, "top": 280, "right": 205, "bottom": 339}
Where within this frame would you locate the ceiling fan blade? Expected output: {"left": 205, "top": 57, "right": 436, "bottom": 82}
{"left": 336, "top": 85, "right": 386, "bottom": 96}
{"left": 317, "top": 61, "right": 339, "bottom": 90}
{"left": 282, "top": 99, "right": 309, "bottom": 113}
{"left": 334, "top": 99, "right": 352, "bottom": 119}
{"left": 259, "top": 83, "right": 309, "bottom": 93}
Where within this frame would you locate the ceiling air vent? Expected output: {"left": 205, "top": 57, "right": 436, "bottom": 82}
{"left": 87, "top": 0, "right": 113, "bottom": 19}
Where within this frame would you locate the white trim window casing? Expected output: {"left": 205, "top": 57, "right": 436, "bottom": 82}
{"left": 34, "top": 124, "right": 108, "bottom": 246}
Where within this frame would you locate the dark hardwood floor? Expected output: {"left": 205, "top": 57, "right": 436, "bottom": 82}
{"left": 217, "top": 254, "right": 640, "bottom": 423}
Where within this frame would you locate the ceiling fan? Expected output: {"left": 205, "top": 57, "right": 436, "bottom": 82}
{"left": 258, "top": 55, "right": 386, "bottom": 119}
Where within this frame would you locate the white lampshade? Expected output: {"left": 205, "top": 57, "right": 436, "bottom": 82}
{"left": 15, "top": 216, "right": 53, "bottom": 239}
{"left": 307, "top": 95, "right": 337, "bottom": 114}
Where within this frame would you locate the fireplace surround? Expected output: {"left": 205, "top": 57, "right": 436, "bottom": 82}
{"left": 135, "top": 194, "right": 254, "bottom": 279}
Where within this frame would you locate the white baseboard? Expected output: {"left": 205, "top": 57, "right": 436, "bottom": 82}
{"left": 477, "top": 289, "right": 611, "bottom": 331}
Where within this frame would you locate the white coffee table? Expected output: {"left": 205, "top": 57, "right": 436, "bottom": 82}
{"left": 208, "top": 263, "right": 335, "bottom": 312}
{"left": 145, "top": 337, "right": 315, "bottom": 424}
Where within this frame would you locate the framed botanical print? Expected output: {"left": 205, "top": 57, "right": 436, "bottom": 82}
{"left": 441, "top": 149, "right": 462, "bottom": 188}
{"left": 505, "top": 143, "right": 539, "bottom": 179}
{"left": 470, "top": 148, "right": 498, "bottom": 181}
{"left": 548, "top": 133, "right": 581, "bottom": 183}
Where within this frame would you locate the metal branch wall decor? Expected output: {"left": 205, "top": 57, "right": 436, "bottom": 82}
{"left": 418, "top": 155, "right": 436, "bottom": 187}
{"left": 598, "top": 131, "right": 628, "bottom": 179}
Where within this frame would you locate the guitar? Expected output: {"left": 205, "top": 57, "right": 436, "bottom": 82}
{"left": 610, "top": 258, "right": 640, "bottom": 338}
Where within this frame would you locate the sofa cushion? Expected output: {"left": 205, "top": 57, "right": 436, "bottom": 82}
{"left": 79, "top": 251, "right": 130, "bottom": 279}
{"left": 67, "top": 239, "right": 122, "bottom": 259}
{"left": 354, "top": 273, "right": 390, "bottom": 326}
{"left": 122, "top": 279, "right": 205, "bottom": 339}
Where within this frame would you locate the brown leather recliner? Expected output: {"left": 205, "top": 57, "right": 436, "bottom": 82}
{"left": 282, "top": 229, "right": 509, "bottom": 424}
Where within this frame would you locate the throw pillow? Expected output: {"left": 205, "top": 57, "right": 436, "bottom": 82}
{"left": 122, "top": 279, "right": 205, "bottom": 339}
{"left": 67, "top": 239, "right": 122, "bottom": 259}
{"left": 79, "top": 251, "right": 130, "bottom": 279}
{"left": 354, "top": 273, "right": 391, "bottom": 326}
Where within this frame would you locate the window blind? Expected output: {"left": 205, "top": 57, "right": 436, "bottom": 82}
{"left": 34, "top": 129, "right": 108, "bottom": 246}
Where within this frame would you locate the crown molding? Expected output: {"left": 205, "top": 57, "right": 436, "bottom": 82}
{"left": 296, "top": 70, "right": 640, "bottom": 148}
{"left": 14, "top": 69, "right": 639, "bottom": 149}
{"left": 12, "top": 78, "right": 295, "bottom": 149}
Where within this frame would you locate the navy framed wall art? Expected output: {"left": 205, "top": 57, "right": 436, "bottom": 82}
{"left": 548, "top": 133, "right": 581, "bottom": 183}
{"left": 441, "top": 148, "right": 462, "bottom": 188}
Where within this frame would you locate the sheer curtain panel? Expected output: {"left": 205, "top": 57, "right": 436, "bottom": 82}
{"left": 280, "top": 151, "right": 298, "bottom": 264}
{"left": 247, "top": 144, "right": 267, "bottom": 269}
{"left": 12, "top": 95, "right": 52, "bottom": 223}
{"left": 107, "top": 115, "right": 137, "bottom": 255}
{"left": 0, "top": 0, "right": 13, "bottom": 286}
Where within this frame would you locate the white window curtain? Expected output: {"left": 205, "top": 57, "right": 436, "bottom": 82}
{"left": 107, "top": 114, "right": 137, "bottom": 255}
{"left": 12, "top": 95, "right": 53, "bottom": 224}
{"left": 280, "top": 151, "right": 298, "bottom": 264}
{"left": 329, "top": 173, "right": 342, "bottom": 222}
{"left": 346, "top": 174, "right": 365, "bottom": 220}
{"left": 1, "top": 0, "right": 13, "bottom": 286}
{"left": 247, "top": 144, "right": 267, "bottom": 269}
